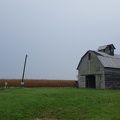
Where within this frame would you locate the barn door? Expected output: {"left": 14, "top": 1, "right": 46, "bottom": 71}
{"left": 86, "top": 75, "right": 96, "bottom": 88}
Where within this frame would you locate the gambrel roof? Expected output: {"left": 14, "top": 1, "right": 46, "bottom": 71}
{"left": 77, "top": 50, "right": 120, "bottom": 70}
{"left": 77, "top": 44, "right": 120, "bottom": 70}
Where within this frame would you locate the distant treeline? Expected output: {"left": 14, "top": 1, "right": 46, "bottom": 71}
{"left": 0, "top": 79, "right": 78, "bottom": 88}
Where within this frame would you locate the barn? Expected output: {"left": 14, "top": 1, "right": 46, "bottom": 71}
{"left": 77, "top": 44, "right": 120, "bottom": 89}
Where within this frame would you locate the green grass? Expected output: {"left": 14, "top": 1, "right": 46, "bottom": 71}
{"left": 0, "top": 87, "right": 120, "bottom": 120}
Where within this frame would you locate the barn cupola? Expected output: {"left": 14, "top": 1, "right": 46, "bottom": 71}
{"left": 97, "top": 44, "right": 115, "bottom": 56}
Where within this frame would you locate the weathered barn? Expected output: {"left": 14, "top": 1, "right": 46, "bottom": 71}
{"left": 77, "top": 44, "right": 120, "bottom": 89}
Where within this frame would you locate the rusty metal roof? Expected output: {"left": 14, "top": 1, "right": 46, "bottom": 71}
{"left": 96, "top": 51, "right": 120, "bottom": 68}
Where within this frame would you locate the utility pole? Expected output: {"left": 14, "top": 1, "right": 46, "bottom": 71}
{"left": 21, "top": 54, "right": 28, "bottom": 87}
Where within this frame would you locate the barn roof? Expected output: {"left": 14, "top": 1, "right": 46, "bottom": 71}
{"left": 95, "top": 51, "right": 120, "bottom": 68}
{"left": 77, "top": 50, "right": 120, "bottom": 70}
{"left": 97, "top": 44, "right": 115, "bottom": 51}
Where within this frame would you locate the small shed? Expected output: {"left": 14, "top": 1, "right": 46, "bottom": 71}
{"left": 77, "top": 44, "right": 120, "bottom": 89}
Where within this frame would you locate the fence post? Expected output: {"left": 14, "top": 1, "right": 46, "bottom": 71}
{"left": 5, "top": 82, "right": 8, "bottom": 89}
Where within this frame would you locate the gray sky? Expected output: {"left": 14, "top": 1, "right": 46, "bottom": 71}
{"left": 0, "top": 0, "right": 120, "bottom": 80}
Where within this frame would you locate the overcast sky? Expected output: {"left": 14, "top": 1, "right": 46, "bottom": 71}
{"left": 0, "top": 0, "right": 120, "bottom": 80}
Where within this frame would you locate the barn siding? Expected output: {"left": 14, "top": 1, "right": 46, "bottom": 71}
{"left": 105, "top": 68, "right": 120, "bottom": 89}
{"left": 95, "top": 75, "right": 101, "bottom": 89}
{"left": 100, "top": 74, "right": 105, "bottom": 89}
{"left": 78, "top": 76, "right": 85, "bottom": 88}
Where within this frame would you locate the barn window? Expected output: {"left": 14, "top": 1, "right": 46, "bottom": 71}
{"left": 88, "top": 53, "right": 91, "bottom": 60}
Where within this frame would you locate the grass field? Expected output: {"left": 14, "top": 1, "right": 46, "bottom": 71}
{"left": 0, "top": 88, "right": 120, "bottom": 120}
